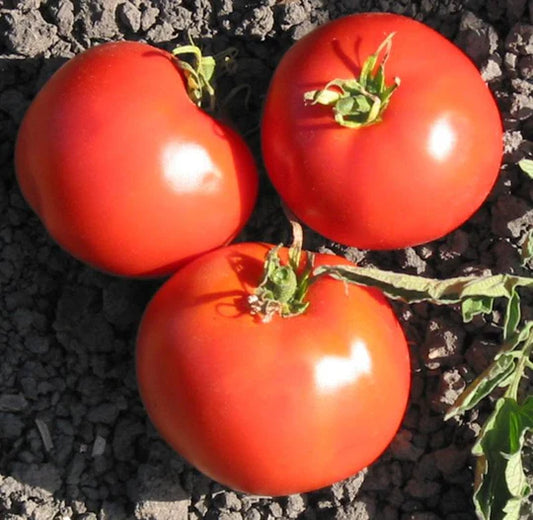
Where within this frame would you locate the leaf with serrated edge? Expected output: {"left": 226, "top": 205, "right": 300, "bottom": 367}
{"left": 501, "top": 497, "right": 524, "bottom": 520}
{"left": 472, "top": 398, "right": 533, "bottom": 520}
{"left": 504, "top": 451, "right": 529, "bottom": 500}
{"left": 462, "top": 296, "right": 494, "bottom": 322}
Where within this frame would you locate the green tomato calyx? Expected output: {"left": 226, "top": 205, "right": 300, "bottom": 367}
{"left": 304, "top": 33, "right": 400, "bottom": 128}
{"left": 248, "top": 242, "right": 315, "bottom": 323}
{"left": 172, "top": 39, "right": 237, "bottom": 113}
{"left": 173, "top": 43, "right": 216, "bottom": 112}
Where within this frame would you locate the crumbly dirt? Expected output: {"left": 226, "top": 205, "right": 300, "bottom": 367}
{"left": 0, "top": 1, "right": 532, "bottom": 519}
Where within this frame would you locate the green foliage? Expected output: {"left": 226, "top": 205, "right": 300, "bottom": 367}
{"left": 314, "top": 263, "right": 533, "bottom": 519}
{"left": 472, "top": 397, "right": 533, "bottom": 520}
{"left": 518, "top": 159, "right": 533, "bottom": 179}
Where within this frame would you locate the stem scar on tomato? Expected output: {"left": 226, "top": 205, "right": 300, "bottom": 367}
{"left": 303, "top": 33, "right": 400, "bottom": 128}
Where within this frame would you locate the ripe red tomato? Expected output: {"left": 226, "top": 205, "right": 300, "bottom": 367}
{"left": 15, "top": 41, "right": 258, "bottom": 277}
{"left": 261, "top": 13, "right": 503, "bottom": 250}
{"left": 136, "top": 242, "right": 410, "bottom": 495}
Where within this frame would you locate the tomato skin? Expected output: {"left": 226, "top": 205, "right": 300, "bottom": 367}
{"left": 15, "top": 41, "right": 258, "bottom": 277}
{"left": 261, "top": 13, "right": 503, "bottom": 250}
{"left": 136, "top": 242, "right": 410, "bottom": 496}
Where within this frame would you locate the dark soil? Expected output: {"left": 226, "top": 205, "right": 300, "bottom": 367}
{"left": 1, "top": 1, "right": 532, "bottom": 519}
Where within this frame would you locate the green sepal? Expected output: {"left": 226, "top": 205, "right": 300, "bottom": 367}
{"left": 249, "top": 245, "right": 314, "bottom": 322}
{"left": 172, "top": 41, "right": 217, "bottom": 111}
{"left": 258, "top": 246, "right": 298, "bottom": 304}
{"left": 304, "top": 33, "right": 400, "bottom": 128}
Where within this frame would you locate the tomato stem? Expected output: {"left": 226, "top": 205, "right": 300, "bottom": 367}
{"left": 304, "top": 33, "right": 400, "bottom": 128}
{"left": 285, "top": 204, "right": 303, "bottom": 264}
{"left": 249, "top": 221, "right": 315, "bottom": 322}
